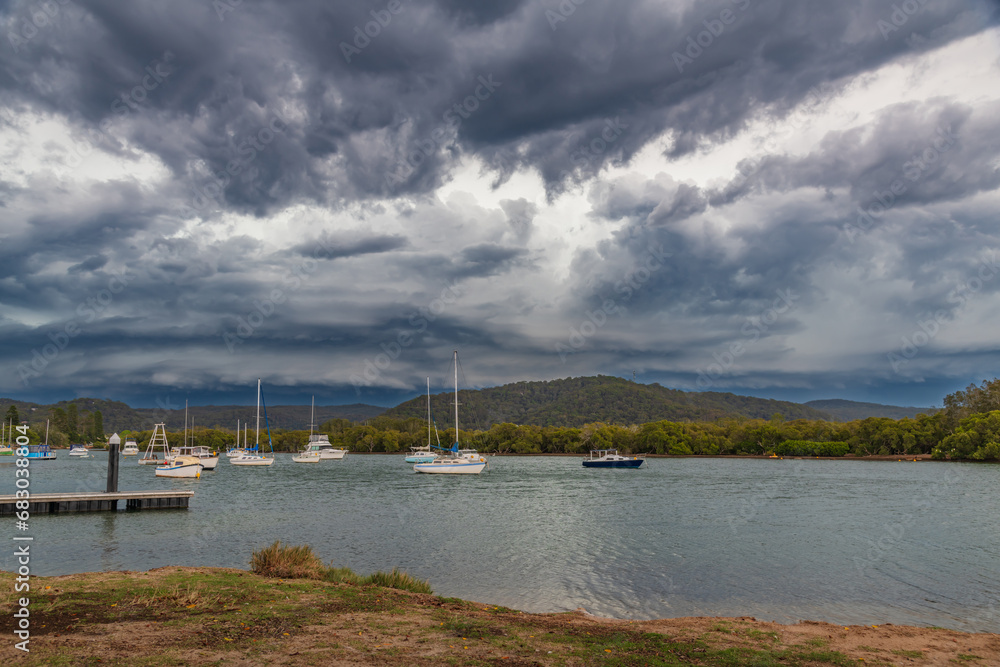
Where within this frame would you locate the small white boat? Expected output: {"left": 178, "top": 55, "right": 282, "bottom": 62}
{"left": 68, "top": 444, "right": 89, "bottom": 457}
{"left": 414, "top": 351, "right": 487, "bottom": 475}
{"left": 122, "top": 439, "right": 140, "bottom": 456}
{"left": 155, "top": 455, "right": 202, "bottom": 478}
{"left": 171, "top": 445, "right": 219, "bottom": 470}
{"left": 406, "top": 378, "right": 437, "bottom": 463}
{"left": 230, "top": 379, "right": 275, "bottom": 467}
{"left": 291, "top": 451, "right": 322, "bottom": 463}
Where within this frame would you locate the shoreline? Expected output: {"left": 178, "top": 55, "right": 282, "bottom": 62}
{"left": 3, "top": 567, "right": 997, "bottom": 665}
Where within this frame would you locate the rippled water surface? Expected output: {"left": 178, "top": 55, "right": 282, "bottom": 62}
{"left": 6, "top": 454, "right": 999, "bottom": 631}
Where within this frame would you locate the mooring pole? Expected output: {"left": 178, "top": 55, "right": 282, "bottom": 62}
{"left": 107, "top": 433, "right": 120, "bottom": 493}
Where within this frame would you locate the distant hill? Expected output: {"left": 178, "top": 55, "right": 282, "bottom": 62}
{"left": 804, "top": 399, "right": 937, "bottom": 422}
{"left": 383, "top": 376, "right": 832, "bottom": 427}
{"left": 0, "top": 398, "right": 385, "bottom": 432}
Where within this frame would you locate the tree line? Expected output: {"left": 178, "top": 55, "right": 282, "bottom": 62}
{"left": 7, "top": 379, "right": 1000, "bottom": 460}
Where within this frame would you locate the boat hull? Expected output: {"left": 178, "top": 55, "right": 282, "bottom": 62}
{"left": 155, "top": 463, "right": 201, "bottom": 478}
{"left": 230, "top": 456, "right": 275, "bottom": 466}
{"left": 292, "top": 454, "right": 321, "bottom": 463}
{"left": 319, "top": 450, "right": 347, "bottom": 460}
{"left": 404, "top": 455, "right": 435, "bottom": 463}
{"left": 413, "top": 461, "right": 486, "bottom": 474}
{"left": 582, "top": 459, "right": 644, "bottom": 468}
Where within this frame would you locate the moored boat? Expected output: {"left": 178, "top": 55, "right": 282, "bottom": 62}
{"left": 582, "top": 449, "right": 644, "bottom": 468}
{"left": 155, "top": 454, "right": 202, "bottom": 478}
{"left": 122, "top": 438, "right": 140, "bottom": 456}
{"left": 68, "top": 443, "right": 89, "bottom": 457}
{"left": 230, "top": 379, "right": 275, "bottom": 467}
{"left": 405, "top": 378, "right": 437, "bottom": 464}
{"left": 414, "top": 351, "right": 487, "bottom": 475}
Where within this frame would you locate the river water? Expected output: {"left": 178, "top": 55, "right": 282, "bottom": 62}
{"left": 4, "top": 453, "right": 998, "bottom": 632}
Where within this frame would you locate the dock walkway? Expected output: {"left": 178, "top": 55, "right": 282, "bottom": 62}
{"left": 0, "top": 491, "right": 194, "bottom": 514}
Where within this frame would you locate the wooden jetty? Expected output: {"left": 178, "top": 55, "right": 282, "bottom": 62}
{"left": 3, "top": 428, "right": 195, "bottom": 514}
{"left": 0, "top": 490, "right": 194, "bottom": 515}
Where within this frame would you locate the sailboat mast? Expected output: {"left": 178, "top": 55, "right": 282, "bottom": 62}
{"left": 454, "top": 350, "right": 459, "bottom": 446}
{"left": 427, "top": 377, "right": 431, "bottom": 446}
{"left": 310, "top": 396, "right": 314, "bottom": 438}
{"left": 44, "top": 419, "right": 49, "bottom": 446}
{"left": 184, "top": 400, "right": 188, "bottom": 448}
{"left": 256, "top": 378, "right": 261, "bottom": 448}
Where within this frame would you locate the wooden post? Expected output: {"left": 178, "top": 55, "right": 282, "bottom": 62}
{"left": 107, "top": 433, "right": 121, "bottom": 493}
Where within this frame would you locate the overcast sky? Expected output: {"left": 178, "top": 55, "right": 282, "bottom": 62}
{"left": 1, "top": 0, "right": 999, "bottom": 409}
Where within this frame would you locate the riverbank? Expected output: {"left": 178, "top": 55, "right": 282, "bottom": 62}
{"left": 3, "top": 567, "right": 997, "bottom": 665}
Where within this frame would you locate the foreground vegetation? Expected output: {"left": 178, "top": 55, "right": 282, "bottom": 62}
{"left": 3, "top": 544, "right": 995, "bottom": 666}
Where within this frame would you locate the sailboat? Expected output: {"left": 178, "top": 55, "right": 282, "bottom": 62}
{"left": 170, "top": 404, "right": 219, "bottom": 470}
{"left": 292, "top": 397, "right": 323, "bottom": 463}
{"left": 231, "top": 379, "right": 275, "bottom": 466}
{"left": 26, "top": 420, "right": 57, "bottom": 460}
{"left": 413, "top": 351, "right": 487, "bottom": 474}
{"left": 405, "top": 378, "right": 436, "bottom": 463}
{"left": 226, "top": 419, "right": 246, "bottom": 457}
{"left": 0, "top": 419, "right": 13, "bottom": 456}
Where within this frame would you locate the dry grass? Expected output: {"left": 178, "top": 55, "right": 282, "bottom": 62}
{"left": 251, "top": 540, "right": 432, "bottom": 593}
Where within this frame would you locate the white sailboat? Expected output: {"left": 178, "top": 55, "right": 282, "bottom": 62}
{"left": 231, "top": 379, "right": 275, "bottom": 466}
{"left": 405, "top": 377, "right": 436, "bottom": 463}
{"left": 171, "top": 405, "right": 219, "bottom": 470}
{"left": 414, "top": 351, "right": 487, "bottom": 474}
{"left": 292, "top": 397, "right": 323, "bottom": 463}
{"left": 226, "top": 419, "right": 247, "bottom": 457}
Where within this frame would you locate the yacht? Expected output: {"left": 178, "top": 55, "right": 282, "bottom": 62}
{"left": 414, "top": 351, "right": 487, "bottom": 475}
{"left": 230, "top": 379, "right": 275, "bottom": 466}
{"left": 68, "top": 443, "right": 90, "bottom": 457}
{"left": 122, "top": 438, "right": 140, "bottom": 456}
{"left": 582, "top": 449, "right": 645, "bottom": 468}
{"left": 155, "top": 455, "right": 202, "bottom": 478}
{"left": 405, "top": 378, "right": 437, "bottom": 464}
{"left": 303, "top": 434, "right": 347, "bottom": 460}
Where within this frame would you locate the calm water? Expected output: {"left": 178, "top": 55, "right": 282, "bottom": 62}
{"left": 4, "top": 454, "right": 998, "bottom": 632}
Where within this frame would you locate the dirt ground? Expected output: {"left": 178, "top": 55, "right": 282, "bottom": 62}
{"left": 2, "top": 567, "right": 997, "bottom": 666}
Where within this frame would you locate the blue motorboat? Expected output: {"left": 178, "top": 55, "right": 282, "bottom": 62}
{"left": 26, "top": 443, "right": 57, "bottom": 460}
{"left": 582, "top": 449, "right": 644, "bottom": 468}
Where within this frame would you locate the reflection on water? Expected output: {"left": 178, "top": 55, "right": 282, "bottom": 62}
{"left": 3, "top": 454, "right": 998, "bottom": 632}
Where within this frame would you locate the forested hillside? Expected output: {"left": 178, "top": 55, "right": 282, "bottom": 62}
{"left": 804, "top": 399, "right": 937, "bottom": 421}
{"left": 383, "top": 376, "right": 831, "bottom": 427}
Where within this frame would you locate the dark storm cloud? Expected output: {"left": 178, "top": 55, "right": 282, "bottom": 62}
{"left": 3, "top": 0, "right": 995, "bottom": 210}
{"left": 295, "top": 233, "right": 408, "bottom": 260}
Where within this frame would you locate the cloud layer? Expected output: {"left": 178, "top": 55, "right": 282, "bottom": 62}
{"left": 1, "top": 0, "right": 999, "bottom": 407}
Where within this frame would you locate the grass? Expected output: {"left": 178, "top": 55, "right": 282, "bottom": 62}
{"left": 249, "top": 540, "right": 432, "bottom": 593}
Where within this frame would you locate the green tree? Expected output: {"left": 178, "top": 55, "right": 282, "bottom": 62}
{"left": 5, "top": 404, "right": 19, "bottom": 425}
{"left": 67, "top": 403, "right": 79, "bottom": 441}
{"left": 92, "top": 411, "right": 105, "bottom": 441}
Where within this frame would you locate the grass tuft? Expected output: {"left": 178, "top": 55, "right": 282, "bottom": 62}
{"left": 250, "top": 541, "right": 432, "bottom": 593}
{"left": 249, "top": 541, "right": 326, "bottom": 579}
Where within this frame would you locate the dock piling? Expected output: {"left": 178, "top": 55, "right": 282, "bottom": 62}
{"left": 107, "top": 433, "right": 120, "bottom": 493}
